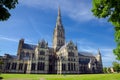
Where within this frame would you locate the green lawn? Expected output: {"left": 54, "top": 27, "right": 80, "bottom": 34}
{"left": 0, "top": 73, "right": 120, "bottom": 80}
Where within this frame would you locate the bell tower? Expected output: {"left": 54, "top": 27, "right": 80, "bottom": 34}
{"left": 53, "top": 7, "right": 65, "bottom": 51}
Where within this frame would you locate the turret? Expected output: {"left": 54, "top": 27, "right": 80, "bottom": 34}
{"left": 38, "top": 39, "right": 48, "bottom": 49}
{"left": 17, "top": 38, "right": 24, "bottom": 59}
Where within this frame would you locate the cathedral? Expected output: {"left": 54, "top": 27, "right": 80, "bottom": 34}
{"left": 1, "top": 8, "right": 103, "bottom": 74}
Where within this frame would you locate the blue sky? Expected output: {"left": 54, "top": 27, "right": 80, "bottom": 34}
{"left": 0, "top": 0, "right": 116, "bottom": 67}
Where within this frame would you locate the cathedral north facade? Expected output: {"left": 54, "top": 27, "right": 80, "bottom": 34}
{"left": 1, "top": 8, "right": 103, "bottom": 74}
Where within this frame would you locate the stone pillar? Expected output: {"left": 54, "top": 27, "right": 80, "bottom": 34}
{"left": 26, "top": 60, "right": 31, "bottom": 74}
{"left": 22, "top": 63, "right": 25, "bottom": 73}
{"left": 45, "top": 56, "right": 49, "bottom": 73}
{"left": 22, "top": 63, "right": 24, "bottom": 71}
{"left": 35, "top": 61, "right": 38, "bottom": 73}
{"left": 9, "top": 62, "right": 12, "bottom": 72}
{"left": 73, "top": 63, "right": 75, "bottom": 71}
{"left": 66, "top": 62, "right": 68, "bottom": 73}
{"left": 76, "top": 57, "right": 79, "bottom": 74}
{"left": 59, "top": 60, "right": 62, "bottom": 74}
{"left": 57, "top": 60, "right": 61, "bottom": 74}
{"left": 16, "top": 61, "right": 19, "bottom": 72}
{"left": 57, "top": 61, "right": 59, "bottom": 74}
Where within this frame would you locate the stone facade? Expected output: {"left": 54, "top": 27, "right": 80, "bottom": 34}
{"left": 1, "top": 7, "right": 103, "bottom": 74}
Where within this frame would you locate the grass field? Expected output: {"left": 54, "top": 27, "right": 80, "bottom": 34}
{"left": 0, "top": 73, "right": 120, "bottom": 80}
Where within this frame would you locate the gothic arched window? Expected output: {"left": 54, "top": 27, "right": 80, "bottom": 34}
{"left": 26, "top": 52, "right": 29, "bottom": 57}
{"left": 62, "top": 63, "right": 66, "bottom": 71}
{"left": 31, "top": 63, "right": 36, "bottom": 71}
{"left": 20, "top": 51, "right": 24, "bottom": 58}
{"left": 71, "top": 63, "right": 73, "bottom": 71}
{"left": 39, "top": 51, "right": 45, "bottom": 55}
{"left": 11, "top": 63, "right": 17, "bottom": 70}
{"left": 6, "top": 63, "right": 10, "bottom": 70}
{"left": 41, "top": 43, "right": 45, "bottom": 48}
{"left": 37, "top": 62, "right": 45, "bottom": 70}
{"left": 58, "top": 40, "right": 60, "bottom": 45}
{"left": 68, "top": 52, "right": 74, "bottom": 56}
{"left": 32, "top": 53, "right": 34, "bottom": 58}
{"left": 69, "top": 46, "right": 74, "bottom": 50}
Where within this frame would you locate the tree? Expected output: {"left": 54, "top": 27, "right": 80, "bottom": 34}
{"left": 107, "top": 67, "right": 111, "bottom": 73}
{"left": 92, "top": 0, "right": 120, "bottom": 60}
{"left": 103, "top": 67, "right": 107, "bottom": 73}
{"left": 0, "top": 0, "right": 18, "bottom": 21}
{"left": 112, "top": 61, "right": 120, "bottom": 73}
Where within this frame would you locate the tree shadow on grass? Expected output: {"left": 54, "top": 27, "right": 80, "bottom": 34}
{"left": 0, "top": 77, "right": 3, "bottom": 79}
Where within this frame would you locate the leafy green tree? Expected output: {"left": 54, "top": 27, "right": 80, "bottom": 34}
{"left": 107, "top": 67, "right": 111, "bottom": 73}
{"left": 103, "top": 67, "right": 107, "bottom": 73}
{"left": 112, "top": 61, "right": 120, "bottom": 73}
{"left": 0, "top": 0, "right": 18, "bottom": 21}
{"left": 92, "top": 0, "right": 120, "bottom": 60}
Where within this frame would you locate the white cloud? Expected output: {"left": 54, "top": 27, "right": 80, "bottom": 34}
{"left": 19, "top": 0, "right": 95, "bottom": 22}
{"left": 0, "top": 35, "right": 33, "bottom": 44}
{"left": 0, "top": 35, "right": 18, "bottom": 42}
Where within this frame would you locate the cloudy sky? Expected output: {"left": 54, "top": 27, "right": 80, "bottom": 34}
{"left": 0, "top": 0, "right": 117, "bottom": 67}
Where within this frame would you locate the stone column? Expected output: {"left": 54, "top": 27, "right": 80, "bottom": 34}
{"left": 59, "top": 60, "right": 62, "bottom": 74}
{"left": 16, "top": 61, "right": 19, "bottom": 72}
{"left": 45, "top": 56, "right": 49, "bottom": 73}
{"left": 66, "top": 62, "right": 68, "bottom": 74}
{"left": 26, "top": 60, "right": 31, "bottom": 74}
{"left": 22, "top": 63, "right": 25, "bottom": 73}
{"left": 9, "top": 62, "right": 12, "bottom": 72}
{"left": 57, "top": 60, "right": 59, "bottom": 74}
{"left": 35, "top": 61, "right": 38, "bottom": 73}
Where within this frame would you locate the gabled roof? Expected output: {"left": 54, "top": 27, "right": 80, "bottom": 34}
{"left": 79, "top": 52, "right": 94, "bottom": 57}
{"left": 11, "top": 55, "right": 17, "bottom": 59}
{"left": 23, "top": 43, "right": 37, "bottom": 50}
{"left": 59, "top": 41, "right": 75, "bottom": 51}
{"left": 59, "top": 43, "right": 68, "bottom": 51}
{"left": 79, "top": 58, "right": 90, "bottom": 64}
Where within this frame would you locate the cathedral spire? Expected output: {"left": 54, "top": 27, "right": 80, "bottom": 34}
{"left": 56, "top": 7, "right": 62, "bottom": 27}
{"left": 53, "top": 7, "right": 65, "bottom": 52}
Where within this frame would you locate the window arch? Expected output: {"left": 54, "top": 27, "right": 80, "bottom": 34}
{"left": 41, "top": 43, "right": 45, "bottom": 48}
{"left": 68, "top": 52, "right": 74, "bottom": 56}
{"left": 26, "top": 52, "right": 29, "bottom": 57}
{"left": 37, "top": 62, "right": 45, "bottom": 70}
{"left": 39, "top": 51, "right": 45, "bottom": 55}
{"left": 58, "top": 40, "right": 60, "bottom": 45}
{"left": 69, "top": 46, "right": 74, "bottom": 50}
